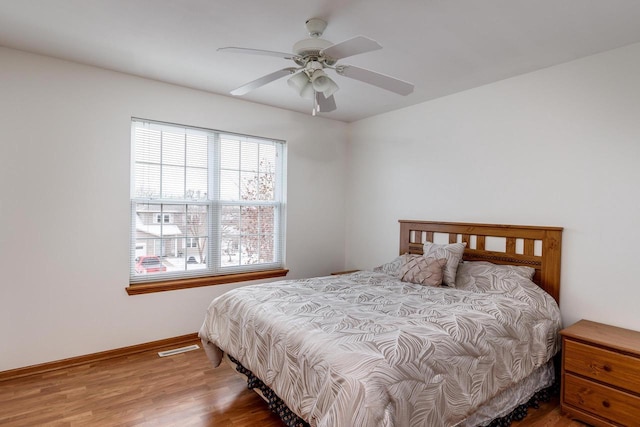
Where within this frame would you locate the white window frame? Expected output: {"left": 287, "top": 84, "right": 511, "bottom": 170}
{"left": 129, "top": 118, "right": 286, "bottom": 285}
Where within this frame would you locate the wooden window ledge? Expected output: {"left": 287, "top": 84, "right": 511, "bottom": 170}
{"left": 126, "top": 269, "right": 289, "bottom": 295}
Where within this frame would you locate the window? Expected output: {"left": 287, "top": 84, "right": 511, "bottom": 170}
{"left": 130, "top": 119, "right": 286, "bottom": 287}
{"left": 155, "top": 213, "right": 171, "bottom": 224}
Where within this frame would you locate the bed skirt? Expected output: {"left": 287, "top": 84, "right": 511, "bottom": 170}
{"left": 227, "top": 354, "right": 558, "bottom": 427}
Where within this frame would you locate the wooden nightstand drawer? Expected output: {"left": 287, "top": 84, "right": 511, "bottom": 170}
{"left": 564, "top": 373, "right": 640, "bottom": 426}
{"left": 561, "top": 320, "right": 640, "bottom": 426}
{"left": 564, "top": 339, "right": 640, "bottom": 394}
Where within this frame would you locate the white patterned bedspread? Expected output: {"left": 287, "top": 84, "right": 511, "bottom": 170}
{"left": 199, "top": 271, "right": 561, "bottom": 427}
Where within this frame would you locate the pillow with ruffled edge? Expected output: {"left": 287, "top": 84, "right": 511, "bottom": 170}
{"left": 454, "top": 261, "right": 536, "bottom": 291}
{"left": 422, "top": 241, "right": 466, "bottom": 286}
{"left": 397, "top": 256, "right": 447, "bottom": 287}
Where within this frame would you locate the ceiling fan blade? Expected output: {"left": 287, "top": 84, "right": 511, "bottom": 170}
{"left": 218, "top": 47, "right": 298, "bottom": 60}
{"left": 336, "top": 65, "right": 414, "bottom": 95}
{"left": 230, "top": 68, "right": 297, "bottom": 96}
{"left": 321, "top": 36, "right": 382, "bottom": 60}
{"left": 316, "top": 92, "right": 337, "bottom": 112}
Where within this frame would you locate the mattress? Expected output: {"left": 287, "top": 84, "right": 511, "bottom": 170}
{"left": 199, "top": 270, "right": 561, "bottom": 426}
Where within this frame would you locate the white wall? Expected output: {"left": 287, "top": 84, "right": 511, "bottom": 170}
{"left": 0, "top": 47, "right": 348, "bottom": 371}
{"left": 4, "top": 40, "right": 640, "bottom": 372}
{"left": 346, "top": 42, "right": 640, "bottom": 333}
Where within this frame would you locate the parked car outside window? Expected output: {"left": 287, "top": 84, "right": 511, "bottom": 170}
{"left": 135, "top": 256, "right": 167, "bottom": 274}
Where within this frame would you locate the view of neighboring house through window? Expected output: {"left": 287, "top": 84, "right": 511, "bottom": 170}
{"left": 155, "top": 213, "right": 171, "bottom": 223}
{"left": 130, "top": 118, "right": 286, "bottom": 284}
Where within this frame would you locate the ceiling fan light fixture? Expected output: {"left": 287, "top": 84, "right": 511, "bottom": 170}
{"left": 310, "top": 70, "right": 339, "bottom": 97}
{"left": 287, "top": 71, "right": 309, "bottom": 92}
{"left": 288, "top": 70, "right": 315, "bottom": 99}
{"left": 299, "top": 82, "right": 316, "bottom": 100}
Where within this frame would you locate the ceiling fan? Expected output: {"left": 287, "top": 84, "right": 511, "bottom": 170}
{"left": 219, "top": 18, "right": 414, "bottom": 115}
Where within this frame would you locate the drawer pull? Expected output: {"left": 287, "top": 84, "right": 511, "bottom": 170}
{"left": 602, "top": 400, "right": 610, "bottom": 408}
{"left": 603, "top": 364, "right": 612, "bottom": 372}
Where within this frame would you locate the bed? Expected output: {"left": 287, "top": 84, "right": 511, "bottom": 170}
{"left": 199, "top": 220, "right": 563, "bottom": 426}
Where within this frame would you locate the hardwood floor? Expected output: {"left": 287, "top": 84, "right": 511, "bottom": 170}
{"left": 0, "top": 341, "right": 585, "bottom": 426}
{"left": 511, "top": 397, "right": 585, "bottom": 427}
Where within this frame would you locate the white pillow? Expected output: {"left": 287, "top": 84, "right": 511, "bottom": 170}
{"left": 422, "top": 241, "right": 466, "bottom": 286}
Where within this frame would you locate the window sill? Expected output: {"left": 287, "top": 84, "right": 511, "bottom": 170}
{"left": 126, "top": 269, "right": 289, "bottom": 295}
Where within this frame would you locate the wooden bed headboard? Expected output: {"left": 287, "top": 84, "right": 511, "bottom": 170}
{"left": 399, "top": 220, "right": 563, "bottom": 303}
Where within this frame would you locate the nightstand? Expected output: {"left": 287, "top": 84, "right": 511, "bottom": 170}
{"left": 560, "top": 319, "right": 640, "bottom": 426}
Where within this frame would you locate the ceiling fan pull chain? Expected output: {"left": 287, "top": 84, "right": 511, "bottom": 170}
{"left": 312, "top": 92, "right": 318, "bottom": 116}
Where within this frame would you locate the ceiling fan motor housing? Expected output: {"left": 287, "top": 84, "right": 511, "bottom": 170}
{"left": 292, "top": 38, "right": 335, "bottom": 66}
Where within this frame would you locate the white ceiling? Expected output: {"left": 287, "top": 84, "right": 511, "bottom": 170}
{"left": 2, "top": 1, "right": 640, "bottom": 122}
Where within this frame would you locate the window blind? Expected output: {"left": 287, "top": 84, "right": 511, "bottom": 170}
{"left": 130, "top": 119, "right": 285, "bottom": 284}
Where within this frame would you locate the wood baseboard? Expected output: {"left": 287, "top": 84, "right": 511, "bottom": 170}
{"left": 0, "top": 332, "right": 199, "bottom": 382}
